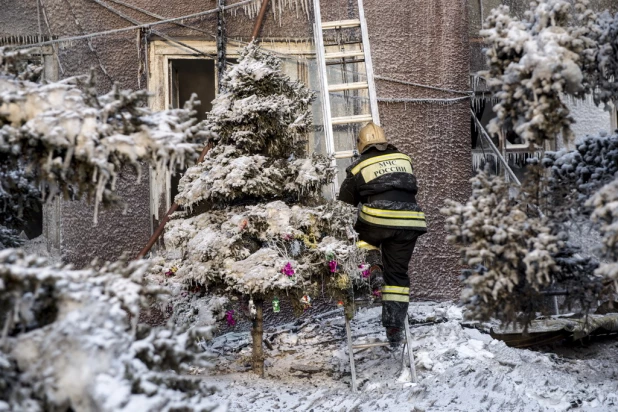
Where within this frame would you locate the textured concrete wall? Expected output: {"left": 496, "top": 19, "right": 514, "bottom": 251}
{"left": 364, "top": 0, "right": 470, "bottom": 300}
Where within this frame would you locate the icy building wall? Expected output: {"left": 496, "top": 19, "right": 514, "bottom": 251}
{"left": 365, "top": 0, "right": 471, "bottom": 300}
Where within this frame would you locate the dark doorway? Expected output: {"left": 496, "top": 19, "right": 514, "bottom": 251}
{"left": 169, "top": 59, "right": 216, "bottom": 120}
{"left": 169, "top": 59, "right": 217, "bottom": 203}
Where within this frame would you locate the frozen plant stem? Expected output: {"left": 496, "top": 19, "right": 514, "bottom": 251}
{"left": 252, "top": 298, "right": 265, "bottom": 377}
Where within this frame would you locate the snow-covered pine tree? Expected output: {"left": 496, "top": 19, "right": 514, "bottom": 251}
{"left": 165, "top": 43, "right": 367, "bottom": 376}
{"left": 0, "top": 49, "right": 221, "bottom": 410}
{"left": 442, "top": 0, "right": 618, "bottom": 326}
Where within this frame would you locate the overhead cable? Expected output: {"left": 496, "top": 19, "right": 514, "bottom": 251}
{"left": 12, "top": 0, "right": 256, "bottom": 49}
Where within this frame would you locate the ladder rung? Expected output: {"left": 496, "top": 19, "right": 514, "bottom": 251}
{"left": 329, "top": 81, "right": 369, "bottom": 92}
{"left": 334, "top": 150, "right": 355, "bottom": 159}
{"left": 322, "top": 19, "right": 362, "bottom": 30}
{"left": 326, "top": 59, "right": 365, "bottom": 66}
{"left": 331, "top": 114, "right": 373, "bottom": 125}
{"left": 324, "top": 50, "right": 365, "bottom": 60}
{"left": 352, "top": 341, "right": 391, "bottom": 349}
{"left": 323, "top": 40, "right": 363, "bottom": 47}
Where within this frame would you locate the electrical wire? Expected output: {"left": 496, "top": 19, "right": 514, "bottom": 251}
{"left": 12, "top": 0, "right": 256, "bottom": 49}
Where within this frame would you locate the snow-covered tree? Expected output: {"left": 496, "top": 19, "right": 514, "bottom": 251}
{"left": 442, "top": 167, "right": 601, "bottom": 326}
{"left": 0, "top": 49, "right": 221, "bottom": 410}
{"left": 0, "top": 48, "right": 207, "bottom": 239}
{"left": 443, "top": 0, "right": 618, "bottom": 326}
{"left": 164, "top": 43, "right": 368, "bottom": 376}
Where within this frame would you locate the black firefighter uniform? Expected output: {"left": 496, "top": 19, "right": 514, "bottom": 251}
{"left": 338, "top": 145, "right": 427, "bottom": 330}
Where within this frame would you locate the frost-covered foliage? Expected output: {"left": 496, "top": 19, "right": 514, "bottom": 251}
{"left": 442, "top": 171, "right": 602, "bottom": 327}
{"left": 0, "top": 162, "right": 41, "bottom": 242}
{"left": 0, "top": 48, "right": 207, "bottom": 228}
{"left": 588, "top": 180, "right": 618, "bottom": 291}
{"left": 542, "top": 131, "right": 618, "bottom": 218}
{"left": 167, "top": 200, "right": 364, "bottom": 301}
{"left": 170, "top": 43, "right": 363, "bottom": 300}
{"left": 0, "top": 225, "right": 22, "bottom": 249}
{"left": 176, "top": 42, "right": 332, "bottom": 208}
{"left": 447, "top": 0, "right": 618, "bottom": 326}
{"left": 480, "top": 0, "right": 618, "bottom": 146}
{"left": 0, "top": 250, "right": 218, "bottom": 411}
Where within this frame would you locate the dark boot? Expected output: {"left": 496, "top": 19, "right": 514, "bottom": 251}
{"left": 386, "top": 327, "right": 403, "bottom": 347}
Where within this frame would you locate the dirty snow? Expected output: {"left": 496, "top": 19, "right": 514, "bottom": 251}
{"left": 201, "top": 302, "right": 618, "bottom": 411}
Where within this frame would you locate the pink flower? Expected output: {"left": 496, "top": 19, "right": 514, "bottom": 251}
{"left": 328, "top": 260, "right": 338, "bottom": 273}
{"left": 359, "top": 263, "right": 371, "bottom": 278}
{"left": 226, "top": 310, "right": 236, "bottom": 327}
{"left": 372, "top": 289, "right": 382, "bottom": 298}
{"left": 281, "top": 262, "right": 295, "bottom": 277}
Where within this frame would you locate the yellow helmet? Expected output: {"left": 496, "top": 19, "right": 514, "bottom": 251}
{"left": 357, "top": 122, "right": 387, "bottom": 153}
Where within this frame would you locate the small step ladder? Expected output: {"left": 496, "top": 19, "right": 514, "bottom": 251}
{"left": 313, "top": 0, "right": 381, "bottom": 193}
{"left": 345, "top": 314, "right": 418, "bottom": 391}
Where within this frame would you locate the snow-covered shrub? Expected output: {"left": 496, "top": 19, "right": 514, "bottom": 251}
{"left": 0, "top": 49, "right": 221, "bottom": 410}
{"left": 446, "top": 0, "right": 618, "bottom": 326}
{"left": 542, "top": 131, "right": 618, "bottom": 219}
{"left": 0, "top": 250, "right": 218, "bottom": 411}
{"left": 588, "top": 180, "right": 618, "bottom": 293}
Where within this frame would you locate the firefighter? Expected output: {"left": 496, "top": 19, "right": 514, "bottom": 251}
{"left": 338, "top": 122, "right": 427, "bottom": 346}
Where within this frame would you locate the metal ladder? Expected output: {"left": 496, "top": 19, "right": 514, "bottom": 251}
{"left": 312, "top": 0, "right": 381, "bottom": 191}
{"left": 345, "top": 313, "right": 418, "bottom": 391}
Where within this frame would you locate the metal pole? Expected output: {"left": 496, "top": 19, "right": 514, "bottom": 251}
{"left": 251, "top": 0, "right": 270, "bottom": 39}
{"left": 345, "top": 316, "right": 358, "bottom": 392}
{"left": 470, "top": 109, "right": 521, "bottom": 186}
{"left": 404, "top": 315, "right": 418, "bottom": 383}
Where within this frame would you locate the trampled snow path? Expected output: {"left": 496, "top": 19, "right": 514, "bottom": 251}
{"left": 202, "top": 303, "right": 618, "bottom": 411}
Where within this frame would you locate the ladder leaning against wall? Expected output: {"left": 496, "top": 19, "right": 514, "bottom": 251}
{"left": 313, "top": 0, "right": 418, "bottom": 391}
{"left": 313, "top": 0, "right": 380, "bottom": 192}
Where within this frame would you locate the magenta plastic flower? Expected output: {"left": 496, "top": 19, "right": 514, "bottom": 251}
{"left": 226, "top": 310, "right": 236, "bottom": 327}
{"left": 328, "top": 260, "right": 338, "bottom": 273}
{"left": 281, "top": 262, "right": 295, "bottom": 277}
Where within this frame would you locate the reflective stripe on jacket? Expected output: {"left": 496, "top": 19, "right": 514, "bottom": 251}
{"left": 338, "top": 145, "right": 427, "bottom": 232}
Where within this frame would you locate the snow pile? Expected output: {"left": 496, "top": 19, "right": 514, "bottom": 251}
{"left": 0, "top": 48, "right": 207, "bottom": 226}
{"left": 0, "top": 249, "right": 219, "bottom": 411}
{"left": 203, "top": 303, "right": 618, "bottom": 411}
{"left": 480, "top": 1, "right": 618, "bottom": 146}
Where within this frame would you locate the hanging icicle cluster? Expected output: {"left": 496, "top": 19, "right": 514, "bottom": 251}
{"left": 240, "top": 0, "right": 311, "bottom": 24}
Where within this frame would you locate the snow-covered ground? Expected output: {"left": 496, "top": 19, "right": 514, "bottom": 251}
{"left": 201, "top": 303, "right": 618, "bottom": 412}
